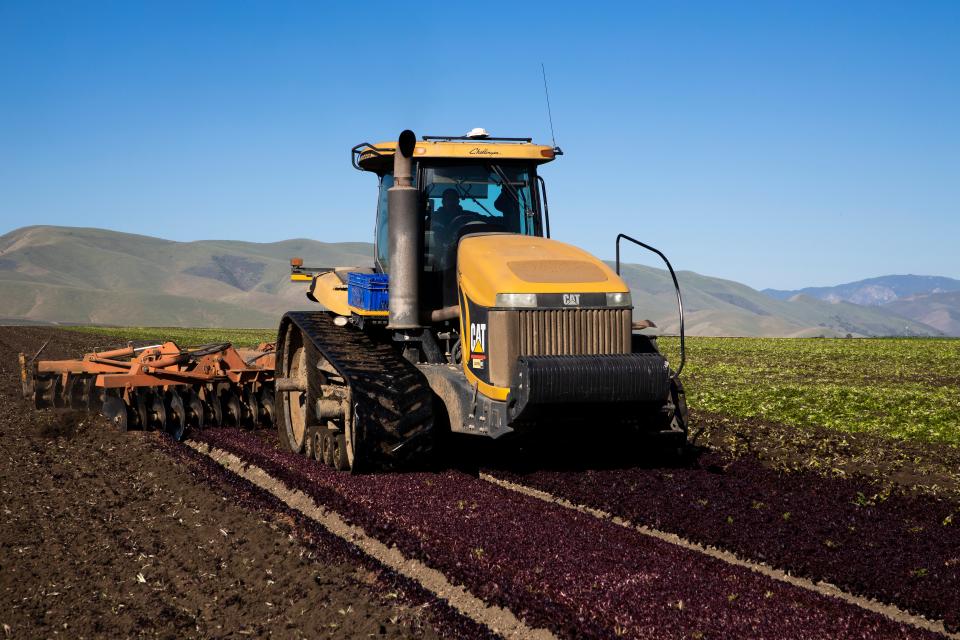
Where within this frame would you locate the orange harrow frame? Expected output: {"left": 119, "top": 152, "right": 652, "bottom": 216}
{"left": 21, "top": 341, "right": 275, "bottom": 440}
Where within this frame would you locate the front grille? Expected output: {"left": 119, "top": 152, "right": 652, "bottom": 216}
{"left": 517, "top": 308, "right": 631, "bottom": 356}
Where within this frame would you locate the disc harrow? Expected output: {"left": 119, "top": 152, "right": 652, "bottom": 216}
{"left": 20, "top": 341, "right": 276, "bottom": 441}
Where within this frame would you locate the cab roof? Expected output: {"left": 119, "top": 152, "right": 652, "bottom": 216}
{"left": 353, "top": 135, "right": 559, "bottom": 173}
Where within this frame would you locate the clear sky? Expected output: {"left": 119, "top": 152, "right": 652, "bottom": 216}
{"left": 1, "top": 1, "right": 957, "bottom": 290}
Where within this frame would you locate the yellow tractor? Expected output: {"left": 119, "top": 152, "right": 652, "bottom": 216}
{"left": 276, "top": 129, "right": 688, "bottom": 471}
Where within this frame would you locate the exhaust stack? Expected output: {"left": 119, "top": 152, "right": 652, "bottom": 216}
{"left": 387, "top": 129, "right": 422, "bottom": 329}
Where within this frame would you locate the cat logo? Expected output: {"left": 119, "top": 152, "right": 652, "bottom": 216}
{"left": 562, "top": 293, "right": 581, "bottom": 306}
{"left": 470, "top": 322, "right": 487, "bottom": 353}
{"left": 469, "top": 322, "right": 487, "bottom": 370}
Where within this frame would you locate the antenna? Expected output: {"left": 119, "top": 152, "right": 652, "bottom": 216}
{"left": 540, "top": 63, "right": 559, "bottom": 151}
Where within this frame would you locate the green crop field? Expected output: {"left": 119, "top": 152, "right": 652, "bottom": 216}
{"left": 67, "top": 326, "right": 960, "bottom": 447}
{"left": 68, "top": 326, "right": 276, "bottom": 349}
{"left": 660, "top": 336, "right": 960, "bottom": 447}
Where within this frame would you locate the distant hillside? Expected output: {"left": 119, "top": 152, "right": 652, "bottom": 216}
{"left": 884, "top": 291, "right": 960, "bottom": 336}
{"left": 762, "top": 274, "right": 960, "bottom": 336}
{"left": 615, "top": 265, "right": 939, "bottom": 337}
{"left": 0, "top": 226, "right": 372, "bottom": 327}
{"left": 764, "top": 275, "right": 960, "bottom": 306}
{"left": 0, "top": 225, "right": 944, "bottom": 336}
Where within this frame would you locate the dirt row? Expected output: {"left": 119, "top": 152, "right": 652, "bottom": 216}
{"left": 0, "top": 327, "right": 448, "bottom": 639}
{"left": 196, "top": 426, "right": 943, "bottom": 639}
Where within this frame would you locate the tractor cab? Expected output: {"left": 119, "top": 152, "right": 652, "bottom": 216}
{"left": 354, "top": 131, "right": 559, "bottom": 309}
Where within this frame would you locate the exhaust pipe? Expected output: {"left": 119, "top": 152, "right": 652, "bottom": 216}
{"left": 387, "top": 129, "right": 422, "bottom": 329}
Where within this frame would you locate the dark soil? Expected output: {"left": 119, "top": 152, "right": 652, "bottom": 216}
{"left": 197, "top": 427, "right": 942, "bottom": 640}
{"left": 0, "top": 327, "right": 443, "bottom": 639}
{"left": 691, "top": 409, "right": 960, "bottom": 499}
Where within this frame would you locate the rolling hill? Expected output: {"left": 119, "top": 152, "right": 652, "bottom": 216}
{"left": 762, "top": 275, "right": 960, "bottom": 335}
{"left": 763, "top": 275, "right": 960, "bottom": 306}
{"left": 0, "top": 225, "right": 944, "bottom": 336}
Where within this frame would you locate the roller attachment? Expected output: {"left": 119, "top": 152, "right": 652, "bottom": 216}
{"left": 27, "top": 340, "right": 275, "bottom": 441}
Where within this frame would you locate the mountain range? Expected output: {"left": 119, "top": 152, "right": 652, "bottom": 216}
{"left": 0, "top": 225, "right": 953, "bottom": 337}
{"left": 762, "top": 275, "right": 960, "bottom": 335}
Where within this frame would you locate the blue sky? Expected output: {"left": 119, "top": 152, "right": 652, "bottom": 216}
{"left": 1, "top": 1, "right": 957, "bottom": 290}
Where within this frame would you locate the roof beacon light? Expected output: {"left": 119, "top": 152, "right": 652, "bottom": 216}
{"left": 465, "top": 127, "right": 489, "bottom": 139}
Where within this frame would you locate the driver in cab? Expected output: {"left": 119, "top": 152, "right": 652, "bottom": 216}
{"left": 432, "top": 188, "right": 465, "bottom": 232}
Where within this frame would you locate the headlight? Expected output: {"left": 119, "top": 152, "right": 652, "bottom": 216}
{"left": 495, "top": 293, "right": 538, "bottom": 308}
{"left": 605, "top": 291, "right": 632, "bottom": 307}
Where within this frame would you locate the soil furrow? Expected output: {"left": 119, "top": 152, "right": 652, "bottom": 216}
{"left": 485, "top": 452, "right": 960, "bottom": 632}
{"left": 194, "top": 427, "right": 943, "bottom": 640}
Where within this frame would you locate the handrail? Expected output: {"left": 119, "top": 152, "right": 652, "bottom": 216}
{"left": 615, "top": 234, "right": 685, "bottom": 376}
{"left": 421, "top": 135, "right": 533, "bottom": 142}
{"left": 536, "top": 175, "right": 551, "bottom": 238}
{"left": 351, "top": 142, "right": 396, "bottom": 171}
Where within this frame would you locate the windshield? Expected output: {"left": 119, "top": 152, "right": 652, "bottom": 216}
{"left": 423, "top": 163, "right": 537, "bottom": 236}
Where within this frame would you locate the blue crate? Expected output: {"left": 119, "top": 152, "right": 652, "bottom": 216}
{"left": 347, "top": 272, "right": 389, "bottom": 311}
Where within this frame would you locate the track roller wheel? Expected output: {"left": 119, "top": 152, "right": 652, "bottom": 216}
{"left": 184, "top": 389, "right": 205, "bottom": 431}
{"left": 311, "top": 429, "right": 325, "bottom": 462}
{"left": 332, "top": 433, "right": 350, "bottom": 471}
{"left": 164, "top": 389, "right": 187, "bottom": 441}
{"left": 101, "top": 395, "right": 128, "bottom": 432}
{"left": 220, "top": 389, "right": 241, "bottom": 428}
{"left": 321, "top": 430, "right": 335, "bottom": 467}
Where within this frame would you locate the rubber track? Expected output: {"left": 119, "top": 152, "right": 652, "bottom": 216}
{"left": 281, "top": 311, "right": 434, "bottom": 471}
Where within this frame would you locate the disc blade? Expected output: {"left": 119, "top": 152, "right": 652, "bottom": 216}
{"left": 221, "top": 390, "right": 241, "bottom": 428}
{"left": 148, "top": 391, "right": 166, "bottom": 431}
{"left": 185, "top": 389, "right": 204, "bottom": 431}
{"left": 240, "top": 388, "right": 258, "bottom": 430}
{"left": 164, "top": 389, "right": 186, "bottom": 441}
{"left": 101, "top": 396, "right": 128, "bottom": 432}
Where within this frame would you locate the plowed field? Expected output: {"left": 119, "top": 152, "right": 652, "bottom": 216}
{"left": 2, "top": 327, "right": 958, "bottom": 639}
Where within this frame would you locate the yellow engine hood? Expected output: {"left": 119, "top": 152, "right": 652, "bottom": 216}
{"left": 457, "top": 234, "right": 628, "bottom": 307}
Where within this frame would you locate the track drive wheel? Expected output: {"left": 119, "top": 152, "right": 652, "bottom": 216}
{"left": 277, "top": 337, "right": 309, "bottom": 454}
{"left": 101, "top": 395, "right": 128, "bottom": 432}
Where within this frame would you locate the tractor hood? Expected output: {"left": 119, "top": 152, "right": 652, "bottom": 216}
{"left": 457, "top": 234, "right": 629, "bottom": 307}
